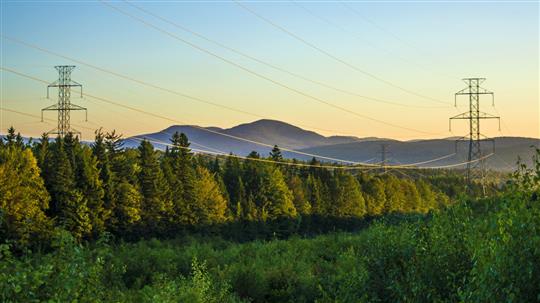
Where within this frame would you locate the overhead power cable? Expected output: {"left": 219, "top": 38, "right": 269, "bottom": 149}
{"left": 389, "top": 152, "right": 457, "bottom": 167}
{"left": 122, "top": 1, "right": 446, "bottom": 110}
{"left": 292, "top": 1, "right": 454, "bottom": 81}
{"left": 1, "top": 106, "right": 375, "bottom": 169}
{"left": 99, "top": 1, "right": 446, "bottom": 136}
{"left": 0, "top": 35, "right": 433, "bottom": 140}
{"left": 129, "top": 132, "right": 496, "bottom": 171}
{"left": 0, "top": 66, "right": 378, "bottom": 165}
{"left": 234, "top": 1, "right": 450, "bottom": 106}
{"left": 1, "top": 105, "right": 494, "bottom": 171}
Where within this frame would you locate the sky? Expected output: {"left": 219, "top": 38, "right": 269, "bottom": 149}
{"left": 0, "top": 0, "right": 538, "bottom": 141}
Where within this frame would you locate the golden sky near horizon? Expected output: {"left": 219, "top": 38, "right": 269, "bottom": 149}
{"left": 1, "top": 1, "right": 538, "bottom": 141}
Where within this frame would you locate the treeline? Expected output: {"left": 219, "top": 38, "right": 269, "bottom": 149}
{"left": 1, "top": 150, "right": 538, "bottom": 302}
{"left": 1, "top": 127, "right": 450, "bottom": 249}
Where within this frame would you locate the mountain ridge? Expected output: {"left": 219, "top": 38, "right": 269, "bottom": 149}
{"left": 122, "top": 119, "right": 540, "bottom": 171}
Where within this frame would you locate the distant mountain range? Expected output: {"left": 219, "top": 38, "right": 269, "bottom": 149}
{"left": 123, "top": 119, "right": 540, "bottom": 171}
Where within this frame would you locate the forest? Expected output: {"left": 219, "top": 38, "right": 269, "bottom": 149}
{"left": 1, "top": 126, "right": 538, "bottom": 302}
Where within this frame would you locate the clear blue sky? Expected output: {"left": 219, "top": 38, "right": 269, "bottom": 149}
{"left": 1, "top": 0, "right": 538, "bottom": 140}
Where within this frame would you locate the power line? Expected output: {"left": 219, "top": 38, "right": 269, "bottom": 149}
{"left": 2, "top": 68, "right": 481, "bottom": 170}
{"left": 234, "top": 1, "right": 450, "bottom": 105}
{"left": 121, "top": 1, "right": 447, "bottom": 110}
{"left": 1, "top": 105, "right": 494, "bottom": 171}
{"left": 0, "top": 66, "right": 378, "bottom": 165}
{"left": 42, "top": 65, "right": 87, "bottom": 137}
{"left": 0, "top": 105, "right": 374, "bottom": 169}
{"left": 99, "top": 1, "right": 446, "bottom": 136}
{"left": 450, "top": 78, "right": 501, "bottom": 195}
{"left": 0, "top": 35, "right": 441, "bottom": 142}
{"left": 293, "top": 1, "right": 454, "bottom": 81}
{"left": 389, "top": 152, "right": 457, "bottom": 167}
{"left": 340, "top": 3, "right": 424, "bottom": 55}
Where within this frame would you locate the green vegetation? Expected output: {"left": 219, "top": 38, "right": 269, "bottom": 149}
{"left": 1, "top": 127, "right": 538, "bottom": 302}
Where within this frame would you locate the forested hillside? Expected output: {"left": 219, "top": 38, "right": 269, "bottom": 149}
{"left": 1, "top": 127, "right": 538, "bottom": 302}
{"left": 0, "top": 127, "right": 452, "bottom": 249}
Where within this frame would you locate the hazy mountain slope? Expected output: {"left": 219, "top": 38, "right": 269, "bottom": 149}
{"left": 300, "top": 137, "right": 540, "bottom": 171}
{"left": 122, "top": 119, "right": 539, "bottom": 171}
{"left": 123, "top": 119, "right": 367, "bottom": 155}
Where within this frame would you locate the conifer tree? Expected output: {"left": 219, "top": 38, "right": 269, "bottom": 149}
{"left": 138, "top": 140, "right": 172, "bottom": 231}
{"left": 74, "top": 145, "right": 108, "bottom": 238}
{"left": 306, "top": 174, "right": 324, "bottom": 215}
{"left": 364, "top": 177, "right": 387, "bottom": 216}
{"left": 384, "top": 175, "right": 407, "bottom": 213}
{"left": 33, "top": 133, "right": 50, "bottom": 171}
{"left": 3, "top": 126, "right": 24, "bottom": 149}
{"left": 288, "top": 174, "right": 311, "bottom": 215}
{"left": 329, "top": 171, "right": 366, "bottom": 218}
{"left": 223, "top": 155, "right": 245, "bottom": 216}
{"left": 269, "top": 145, "right": 283, "bottom": 162}
{"left": 167, "top": 132, "right": 197, "bottom": 225}
{"left": 43, "top": 137, "right": 92, "bottom": 240}
{"left": 92, "top": 129, "right": 118, "bottom": 229}
{"left": 259, "top": 167, "right": 296, "bottom": 220}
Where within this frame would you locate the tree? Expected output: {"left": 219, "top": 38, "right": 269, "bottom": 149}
{"left": 329, "top": 171, "right": 366, "bottom": 218}
{"left": 384, "top": 175, "right": 407, "bottom": 213}
{"left": 138, "top": 140, "right": 172, "bottom": 232}
{"left": 43, "top": 137, "right": 92, "bottom": 241}
{"left": 92, "top": 129, "right": 117, "bottom": 230}
{"left": 32, "top": 133, "right": 50, "bottom": 171}
{"left": 74, "top": 145, "right": 108, "bottom": 238}
{"left": 192, "top": 166, "right": 229, "bottom": 225}
{"left": 223, "top": 155, "right": 245, "bottom": 216}
{"left": 258, "top": 167, "right": 296, "bottom": 220}
{"left": 0, "top": 146, "right": 52, "bottom": 248}
{"left": 269, "top": 145, "right": 283, "bottom": 162}
{"left": 363, "top": 177, "right": 387, "bottom": 216}
{"left": 166, "top": 132, "right": 197, "bottom": 226}
{"left": 288, "top": 175, "right": 311, "bottom": 215}
{"left": 306, "top": 174, "right": 324, "bottom": 215}
{"left": 3, "top": 126, "right": 24, "bottom": 149}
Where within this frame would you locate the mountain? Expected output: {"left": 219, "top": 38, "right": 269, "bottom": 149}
{"left": 300, "top": 137, "right": 540, "bottom": 171}
{"left": 123, "top": 119, "right": 540, "bottom": 171}
{"left": 123, "top": 119, "right": 376, "bottom": 156}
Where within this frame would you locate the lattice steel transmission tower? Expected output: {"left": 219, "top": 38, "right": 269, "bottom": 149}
{"left": 449, "top": 78, "right": 500, "bottom": 195}
{"left": 379, "top": 143, "right": 389, "bottom": 173}
{"left": 42, "top": 65, "right": 87, "bottom": 137}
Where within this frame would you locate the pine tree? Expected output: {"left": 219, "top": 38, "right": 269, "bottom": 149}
{"left": 288, "top": 174, "right": 311, "bottom": 215}
{"left": 138, "top": 140, "right": 172, "bottom": 232}
{"left": 74, "top": 144, "right": 108, "bottom": 238}
{"left": 329, "top": 171, "right": 366, "bottom": 218}
{"left": 259, "top": 167, "right": 297, "bottom": 220}
{"left": 33, "top": 133, "right": 50, "bottom": 171}
{"left": 223, "top": 155, "right": 245, "bottom": 216}
{"left": 114, "top": 180, "right": 142, "bottom": 232}
{"left": 306, "top": 174, "right": 324, "bottom": 215}
{"left": 92, "top": 129, "right": 118, "bottom": 230}
{"left": 43, "top": 137, "right": 92, "bottom": 241}
{"left": 269, "top": 145, "right": 283, "bottom": 162}
{"left": 167, "top": 132, "right": 197, "bottom": 225}
{"left": 400, "top": 179, "right": 422, "bottom": 213}
{"left": 364, "top": 177, "right": 387, "bottom": 216}
{"left": 3, "top": 126, "right": 24, "bottom": 149}
{"left": 384, "top": 175, "right": 406, "bottom": 213}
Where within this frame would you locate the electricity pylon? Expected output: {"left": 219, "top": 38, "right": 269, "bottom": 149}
{"left": 449, "top": 78, "right": 500, "bottom": 195}
{"left": 42, "top": 65, "right": 87, "bottom": 137}
{"left": 379, "top": 143, "right": 389, "bottom": 173}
